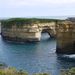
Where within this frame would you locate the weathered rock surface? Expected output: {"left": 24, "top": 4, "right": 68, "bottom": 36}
{"left": 1, "top": 21, "right": 56, "bottom": 42}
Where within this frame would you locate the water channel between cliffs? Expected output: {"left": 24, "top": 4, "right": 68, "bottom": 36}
{"left": 0, "top": 33, "right": 75, "bottom": 75}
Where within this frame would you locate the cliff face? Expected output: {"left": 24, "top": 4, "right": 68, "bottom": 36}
{"left": 56, "top": 21, "right": 75, "bottom": 54}
{"left": 1, "top": 22, "right": 41, "bottom": 42}
{"left": 1, "top": 18, "right": 57, "bottom": 42}
{"left": 1, "top": 20, "right": 56, "bottom": 42}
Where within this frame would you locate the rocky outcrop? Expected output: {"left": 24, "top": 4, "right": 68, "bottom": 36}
{"left": 56, "top": 21, "right": 75, "bottom": 54}
{"left": 1, "top": 20, "right": 56, "bottom": 42}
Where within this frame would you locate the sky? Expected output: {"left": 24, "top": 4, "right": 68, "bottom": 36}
{"left": 0, "top": 0, "right": 75, "bottom": 18}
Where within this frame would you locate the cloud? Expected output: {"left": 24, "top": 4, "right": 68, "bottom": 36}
{"left": 0, "top": 0, "right": 75, "bottom": 17}
{"left": 0, "top": 0, "right": 75, "bottom": 7}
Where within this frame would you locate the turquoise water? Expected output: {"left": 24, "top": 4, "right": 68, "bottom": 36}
{"left": 0, "top": 33, "right": 75, "bottom": 75}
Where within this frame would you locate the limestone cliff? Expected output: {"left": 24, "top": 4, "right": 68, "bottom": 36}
{"left": 1, "top": 18, "right": 56, "bottom": 42}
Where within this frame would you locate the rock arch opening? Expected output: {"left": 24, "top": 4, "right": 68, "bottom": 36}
{"left": 40, "top": 27, "right": 56, "bottom": 40}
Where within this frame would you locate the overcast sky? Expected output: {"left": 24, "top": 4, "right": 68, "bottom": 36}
{"left": 0, "top": 0, "right": 75, "bottom": 18}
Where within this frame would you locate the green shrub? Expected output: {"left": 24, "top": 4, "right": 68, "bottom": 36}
{"left": 33, "top": 73, "right": 50, "bottom": 75}
{"left": 61, "top": 68, "right": 75, "bottom": 75}
{"left": 0, "top": 67, "right": 28, "bottom": 75}
{"left": 0, "top": 64, "right": 4, "bottom": 66}
{"left": 1, "top": 67, "right": 75, "bottom": 75}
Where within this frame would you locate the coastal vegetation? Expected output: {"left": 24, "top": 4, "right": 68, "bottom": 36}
{"left": 1, "top": 18, "right": 62, "bottom": 23}
{"left": 0, "top": 66, "right": 75, "bottom": 75}
{"left": 0, "top": 67, "right": 49, "bottom": 75}
{"left": 1, "top": 18, "right": 63, "bottom": 28}
{"left": 61, "top": 67, "right": 75, "bottom": 75}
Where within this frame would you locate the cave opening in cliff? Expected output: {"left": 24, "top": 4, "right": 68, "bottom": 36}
{"left": 41, "top": 29, "right": 51, "bottom": 41}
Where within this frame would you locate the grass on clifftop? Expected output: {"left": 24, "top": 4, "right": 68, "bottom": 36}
{"left": 1, "top": 18, "right": 62, "bottom": 23}
{"left": 1, "top": 18, "right": 63, "bottom": 28}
